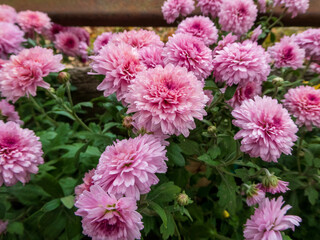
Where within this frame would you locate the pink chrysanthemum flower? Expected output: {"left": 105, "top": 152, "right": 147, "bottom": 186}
{"left": 232, "top": 96, "right": 298, "bottom": 162}
{"left": 274, "top": 0, "right": 309, "bottom": 18}
{"left": 75, "top": 185, "right": 143, "bottom": 240}
{"left": 0, "top": 22, "right": 25, "bottom": 59}
{"left": 17, "top": 10, "right": 51, "bottom": 34}
{"left": 0, "top": 220, "right": 8, "bottom": 234}
{"left": 245, "top": 184, "right": 265, "bottom": 206}
{"left": 250, "top": 25, "right": 262, "bottom": 42}
{"left": 258, "top": 174, "right": 290, "bottom": 194}
{"left": 139, "top": 46, "right": 164, "bottom": 68}
{"left": 0, "top": 121, "right": 43, "bottom": 186}
{"left": 0, "top": 4, "right": 17, "bottom": 23}
{"left": 126, "top": 64, "right": 208, "bottom": 137}
{"left": 213, "top": 40, "right": 270, "bottom": 86}
{"left": 111, "top": 30, "right": 163, "bottom": 50}
{"left": 258, "top": 0, "right": 267, "bottom": 13}
{"left": 294, "top": 29, "right": 320, "bottom": 61}
{"left": 268, "top": 36, "right": 305, "bottom": 70}
{"left": 54, "top": 31, "right": 85, "bottom": 58}
{"left": 75, "top": 169, "right": 95, "bottom": 201}
{"left": 311, "top": 63, "right": 320, "bottom": 74}
{"left": 0, "top": 59, "right": 7, "bottom": 69}
{"left": 163, "top": 34, "right": 213, "bottom": 79}
{"left": 226, "top": 81, "right": 262, "bottom": 108}
{"left": 218, "top": 0, "right": 257, "bottom": 36}
{"left": 176, "top": 16, "right": 218, "bottom": 46}
{"left": 244, "top": 197, "right": 302, "bottom": 240}
{"left": 0, "top": 100, "right": 23, "bottom": 125}
{"left": 283, "top": 86, "right": 320, "bottom": 130}
{"left": 93, "top": 134, "right": 167, "bottom": 200}
{"left": 204, "top": 90, "right": 214, "bottom": 106}
{"left": 93, "top": 32, "right": 113, "bottom": 54}
{"left": 90, "top": 42, "right": 145, "bottom": 102}
{"left": 162, "top": 0, "right": 195, "bottom": 24}
{"left": 197, "top": 0, "right": 223, "bottom": 18}
{"left": 0, "top": 47, "right": 64, "bottom": 102}
{"left": 213, "top": 33, "right": 238, "bottom": 56}
{"left": 67, "top": 27, "right": 90, "bottom": 45}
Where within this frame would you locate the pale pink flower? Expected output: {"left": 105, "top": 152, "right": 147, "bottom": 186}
{"left": 213, "top": 33, "right": 238, "bottom": 56}
{"left": 0, "top": 22, "right": 25, "bottom": 59}
{"left": 126, "top": 64, "right": 208, "bottom": 137}
{"left": 75, "top": 185, "right": 143, "bottom": 240}
{"left": 274, "top": 0, "right": 309, "bottom": 18}
{"left": 218, "top": 0, "right": 257, "bottom": 36}
{"left": 258, "top": 177, "right": 290, "bottom": 194}
{"left": 176, "top": 16, "right": 218, "bottom": 46}
{"left": 294, "top": 29, "right": 320, "bottom": 61}
{"left": 0, "top": 59, "right": 7, "bottom": 69}
{"left": 244, "top": 197, "right": 302, "bottom": 240}
{"left": 0, "top": 220, "right": 8, "bottom": 234}
{"left": 226, "top": 81, "right": 262, "bottom": 108}
{"left": 268, "top": 36, "right": 305, "bottom": 69}
{"left": 163, "top": 34, "right": 213, "bottom": 79}
{"left": 162, "top": 0, "right": 195, "bottom": 24}
{"left": 90, "top": 42, "right": 145, "bottom": 102}
{"left": 283, "top": 86, "right": 320, "bottom": 130}
{"left": 204, "top": 90, "right": 214, "bottom": 106}
{"left": 258, "top": 0, "right": 267, "bottom": 13}
{"left": 0, "top": 5, "right": 17, "bottom": 23}
{"left": 17, "top": 10, "right": 51, "bottom": 34}
{"left": 0, "top": 47, "right": 64, "bottom": 102}
{"left": 197, "top": 0, "right": 223, "bottom": 18}
{"left": 111, "top": 30, "right": 163, "bottom": 50}
{"left": 245, "top": 184, "right": 265, "bottom": 206}
{"left": 93, "top": 134, "right": 167, "bottom": 200}
{"left": 213, "top": 40, "right": 270, "bottom": 86}
{"left": 250, "top": 25, "right": 262, "bottom": 42}
{"left": 232, "top": 96, "right": 298, "bottom": 162}
{"left": 0, "top": 100, "right": 23, "bottom": 125}
{"left": 139, "top": 46, "right": 164, "bottom": 68}
{"left": 311, "top": 63, "right": 320, "bottom": 74}
{"left": 93, "top": 32, "right": 113, "bottom": 54}
{"left": 75, "top": 169, "right": 95, "bottom": 201}
{"left": 0, "top": 121, "right": 43, "bottom": 186}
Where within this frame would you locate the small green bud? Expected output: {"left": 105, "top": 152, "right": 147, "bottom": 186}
{"left": 57, "top": 72, "right": 70, "bottom": 84}
{"left": 272, "top": 77, "right": 284, "bottom": 85}
{"left": 207, "top": 126, "right": 217, "bottom": 134}
{"left": 177, "top": 192, "right": 192, "bottom": 206}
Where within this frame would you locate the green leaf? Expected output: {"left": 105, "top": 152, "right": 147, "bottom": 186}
{"left": 304, "top": 186, "right": 319, "bottom": 205}
{"left": 149, "top": 202, "right": 167, "bottom": 228}
{"left": 167, "top": 143, "right": 185, "bottom": 167}
{"left": 160, "top": 211, "right": 175, "bottom": 240}
{"left": 0, "top": 202, "right": 5, "bottom": 219}
{"left": 207, "top": 146, "right": 221, "bottom": 159}
{"left": 304, "top": 149, "right": 314, "bottom": 167}
{"left": 217, "top": 175, "right": 237, "bottom": 214}
{"left": 56, "top": 85, "right": 66, "bottom": 98}
{"left": 198, "top": 154, "right": 220, "bottom": 166}
{"left": 36, "top": 173, "right": 64, "bottom": 198}
{"left": 42, "top": 199, "right": 61, "bottom": 212}
{"left": 102, "top": 122, "right": 121, "bottom": 133}
{"left": 148, "top": 182, "right": 181, "bottom": 204}
{"left": 224, "top": 85, "right": 238, "bottom": 100}
{"left": 143, "top": 216, "right": 156, "bottom": 236}
{"left": 50, "top": 110, "right": 75, "bottom": 120}
{"left": 179, "top": 140, "right": 200, "bottom": 155}
{"left": 27, "top": 38, "right": 36, "bottom": 47}
{"left": 60, "top": 195, "right": 75, "bottom": 209}
{"left": 7, "top": 222, "right": 24, "bottom": 235}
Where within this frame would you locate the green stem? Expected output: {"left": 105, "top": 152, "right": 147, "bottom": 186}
{"left": 29, "top": 96, "right": 58, "bottom": 127}
{"left": 296, "top": 131, "right": 305, "bottom": 174}
{"left": 268, "top": 8, "right": 287, "bottom": 29}
{"left": 66, "top": 82, "right": 74, "bottom": 107}
{"left": 212, "top": 232, "right": 232, "bottom": 240}
{"left": 208, "top": 93, "right": 224, "bottom": 111}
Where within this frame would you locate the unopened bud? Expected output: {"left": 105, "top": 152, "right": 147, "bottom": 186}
{"left": 48, "top": 87, "right": 55, "bottom": 94}
{"left": 272, "top": 77, "right": 284, "bottom": 85}
{"left": 122, "top": 116, "right": 133, "bottom": 129}
{"left": 262, "top": 174, "right": 278, "bottom": 188}
{"left": 177, "top": 192, "right": 192, "bottom": 206}
{"left": 57, "top": 72, "right": 70, "bottom": 84}
{"left": 207, "top": 126, "right": 217, "bottom": 135}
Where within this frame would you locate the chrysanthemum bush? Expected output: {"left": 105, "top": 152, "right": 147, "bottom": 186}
{"left": 1, "top": 0, "right": 320, "bottom": 239}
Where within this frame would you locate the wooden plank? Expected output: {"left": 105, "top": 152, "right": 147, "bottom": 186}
{"left": 2, "top": 0, "right": 320, "bottom": 27}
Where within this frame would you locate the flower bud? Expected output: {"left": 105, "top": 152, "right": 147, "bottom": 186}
{"left": 177, "top": 192, "right": 192, "bottom": 206}
{"left": 272, "top": 77, "right": 284, "bottom": 85}
{"left": 122, "top": 116, "right": 133, "bottom": 129}
{"left": 207, "top": 126, "right": 217, "bottom": 135}
{"left": 57, "top": 71, "right": 70, "bottom": 84}
{"left": 262, "top": 174, "right": 278, "bottom": 188}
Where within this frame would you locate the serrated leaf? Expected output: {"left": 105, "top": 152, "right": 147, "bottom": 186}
{"left": 179, "top": 140, "right": 200, "bottom": 155}
{"left": 102, "top": 122, "right": 121, "bottom": 133}
{"left": 208, "top": 146, "right": 221, "bottom": 159}
{"left": 60, "top": 195, "right": 75, "bottom": 209}
{"left": 149, "top": 202, "right": 167, "bottom": 228}
{"left": 42, "top": 199, "right": 61, "bottom": 212}
{"left": 217, "top": 175, "right": 237, "bottom": 214}
{"left": 198, "top": 154, "right": 220, "bottom": 166}
{"left": 160, "top": 211, "right": 175, "bottom": 240}
{"left": 304, "top": 186, "right": 319, "bottom": 205}
{"left": 167, "top": 142, "right": 185, "bottom": 166}
{"left": 148, "top": 182, "right": 181, "bottom": 204}
{"left": 36, "top": 173, "right": 64, "bottom": 198}
{"left": 224, "top": 85, "right": 238, "bottom": 100}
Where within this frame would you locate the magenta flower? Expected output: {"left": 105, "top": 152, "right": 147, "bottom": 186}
{"left": 295, "top": 29, "right": 320, "bottom": 61}
{"left": 93, "top": 32, "right": 113, "bottom": 53}
{"left": 139, "top": 46, "right": 164, "bottom": 69}
{"left": 232, "top": 96, "right": 298, "bottom": 162}
{"left": 226, "top": 81, "right": 262, "bottom": 108}
{"left": 176, "top": 16, "right": 218, "bottom": 46}
{"left": 258, "top": 0, "right": 267, "bottom": 13}
{"left": 0, "top": 121, "right": 43, "bottom": 186}
{"left": 162, "top": 0, "right": 195, "bottom": 24}
{"left": 17, "top": 10, "right": 51, "bottom": 34}
{"left": 163, "top": 34, "right": 213, "bottom": 79}
{"left": 75, "top": 185, "right": 143, "bottom": 240}
{"left": 0, "top": 220, "right": 8, "bottom": 234}
{"left": 213, "top": 33, "right": 238, "bottom": 56}
{"left": 244, "top": 197, "right": 302, "bottom": 240}
{"left": 0, "top": 47, "right": 64, "bottom": 102}
{"left": 0, "top": 59, "right": 7, "bottom": 69}
{"left": 250, "top": 25, "right": 263, "bottom": 42}
{"left": 274, "top": 0, "right": 309, "bottom": 18}
{"left": 45, "top": 23, "right": 65, "bottom": 41}
{"left": 218, "top": 0, "right": 257, "bottom": 36}
{"left": 111, "top": 29, "right": 163, "bottom": 50}
{"left": 197, "top": 0, "right": 223, "bottom": 18}
{"left": 66, "top": 27, "right": 90, "bottom": 45}
{"left": 268, "top": 36, "right": 305, "bottom": 69}
{"left": 90, "top": 42, "right": 145, "bottom": 102}
{"left": 0, "top": 4, "right": 17, "bottom": 23}
{"left": 283, "top": 86, "right": 320, "bottom": 131}
{"left": 93, "top": 134, "right": 167, "bottom": 200}
{"left": 311, "top": 63, "right": 320, "bottom": 74}
{"left": 75, "top": 169, "right": 95, "bottom": 202}
{"left": 245, "top": 184, "right": 265, "bottom": 206}
{"left": 126, "top": 64, "right": 208, "bottom": 137}
{"left": 0, "top": 100, "right": 23, "bottom": 125}
{"left": 213, "top": 40, "right": 270, "bottom": 86}
{"left": 0, "top": 22, "right": 25, "bottom": 59}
